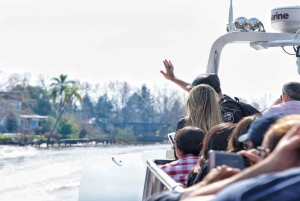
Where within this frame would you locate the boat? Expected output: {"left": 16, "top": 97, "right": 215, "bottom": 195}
{"left": 78, "top": 1, "right": 300, "bottom": 200}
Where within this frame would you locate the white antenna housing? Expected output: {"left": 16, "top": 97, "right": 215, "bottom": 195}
{"left": 271, "top": 6, "right": 300, "bottom": 33}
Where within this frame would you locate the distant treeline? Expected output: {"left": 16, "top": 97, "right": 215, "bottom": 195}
{"left": 0, "top": 73, "right": 186, "bottom": 143}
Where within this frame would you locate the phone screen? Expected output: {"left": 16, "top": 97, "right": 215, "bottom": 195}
{"left": 209, "top": 150, "right": 245, "bottom": 171}
{"left": 167, "top": 132, "right": 175, "bottom": 144}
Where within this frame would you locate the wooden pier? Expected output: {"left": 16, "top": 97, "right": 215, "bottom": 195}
{"left": 0, "top": 137, "right": 115, "bottom": 147}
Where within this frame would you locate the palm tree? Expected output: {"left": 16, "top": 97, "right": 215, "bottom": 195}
{"left": 50, "top": 74, "right": 75, "bottom": 111}
{"left": 47, "top": 75, "right": 81, "bottom": 146}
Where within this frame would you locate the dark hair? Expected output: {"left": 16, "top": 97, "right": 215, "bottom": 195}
{"left": 227, "top": 114, "right": 261, "bottom": 152}
{"left": 192, "top": 123, "right": 236, "bottom": 173}
{"left": 282, "top": 82, "right": 300, "bottom": 101}
{"left": 175, "top": 126, "right": 206, "bottom": 156}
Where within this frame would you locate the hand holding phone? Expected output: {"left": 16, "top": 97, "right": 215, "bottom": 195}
{"left": 209, "top": 150, "right": 246, "bottom": 171}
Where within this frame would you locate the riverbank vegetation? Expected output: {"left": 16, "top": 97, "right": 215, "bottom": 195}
{"left": 0, "top": 72, "right": 270, "bottom": 146}
{"left": 0, "top": 72, "right": 186, "bottom": 145}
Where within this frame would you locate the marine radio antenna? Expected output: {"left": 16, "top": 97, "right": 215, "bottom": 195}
{"left": 227, "top": 0, "right": 236, "bottom": 32}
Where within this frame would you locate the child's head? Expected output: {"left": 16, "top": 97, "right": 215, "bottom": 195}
{"left": 174, "top": 126, "right": 206, "bottom": 157}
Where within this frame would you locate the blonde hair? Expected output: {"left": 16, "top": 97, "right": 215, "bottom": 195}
{"left": 263, "top": 115, "right": 300, "bottom": 152}
{"left": 185, "top": 84, "right": 223, "bottom": 133}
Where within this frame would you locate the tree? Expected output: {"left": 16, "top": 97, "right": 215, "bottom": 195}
{"left": 122, "top": 84, "right": 155, "bottom": 123}
{"left": 27, "top": 86, "right": 52, "bottom": 116}
{"left": 94, "top": 93, "right": 113, "bottom": 131}
{"left": 140, "top": 84, "right": 155, "bottom": 122}
{"left": 251, "top": 93, "right": 274, "bottom": 109}
{"left": 122, "top": 92, "right": 142, "bottom": 122}
{"left": 81, "top": 94, "right": 95, "bottom": 120}
{"left": 47, "top": 75, "right": 82, "bottom": 146}
{"left": 57, "top": 120, "right": 77, "bottom": 139}
{"left": 41, "top": 116, "right": 56, "bottom": 133}
{"left": 4, "top": 109, "right": 19, "bottom": 133}
{"left": 103, "top": 81, "right": 132, "bottom": 123}
{"left": 5, "top": 73, "right": 31, "bottom": 91}
{"left": 79, "top": 128, "right": 87, "bottom": 138}
{"left": 50, "top": 74, "right": 75, "bottom": 110}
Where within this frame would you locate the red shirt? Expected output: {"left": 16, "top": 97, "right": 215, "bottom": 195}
{"left": 161, "top": 154, "right": 199, "bottom": 187}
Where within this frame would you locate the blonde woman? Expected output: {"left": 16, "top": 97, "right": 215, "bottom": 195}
{"left": 177, "top": 84, "right": 223, "bottom": 133}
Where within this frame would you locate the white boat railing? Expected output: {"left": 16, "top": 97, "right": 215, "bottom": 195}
{"left": 142, "top": 159, "right": 185, "bottom": 200}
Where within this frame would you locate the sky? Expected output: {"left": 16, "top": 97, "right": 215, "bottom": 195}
{"left": 0, "top": 0, "right": 299, "bottom": 104}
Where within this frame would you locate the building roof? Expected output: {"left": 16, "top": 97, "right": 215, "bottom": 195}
{"left": 20, "top": 115, "right": 48, "bottom": 119}
{"left": 0, "top": 92, "right": 23, "bottom": 101}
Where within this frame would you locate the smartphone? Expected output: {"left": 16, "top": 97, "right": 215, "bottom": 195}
{"left": 167, "top": 132, "right": 175, "bottom": 144}
{"left": 209, "top": 150, "right": 245, "bottom": 171}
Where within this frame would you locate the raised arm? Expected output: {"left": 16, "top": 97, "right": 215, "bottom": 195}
{"left": 160, "top": 60, "right": 191, "bottom": 93}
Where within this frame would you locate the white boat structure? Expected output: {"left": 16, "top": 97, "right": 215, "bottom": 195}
{"left": 78, "top": 1, "right": 300, "bottom": 200}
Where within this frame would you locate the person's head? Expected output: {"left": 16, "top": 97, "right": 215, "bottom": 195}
{"left": 281, "top": 82, "right": 300, "bottom": 103}
{"left": 174, "top": 126, "right": 206, "bottom": 158}
{"left": 185, "top": 84, "right": 223, "bottom": 133}
{"left": 262, "top": 115, "right": 300, "bottom": 152}
{"left": 238, "top": 113, "right": 284, "bottom": 150}
{"left": 201, "top": 123, "right": 236, "bottom": 160}
{"left": 192, "top": 123, "right": 236, "bottom": 174}
{"left": 227, "top": 114, "right": 261, "bottom": 152}
{"left": 186, "top": 73, "right": 221, "bottom": 94}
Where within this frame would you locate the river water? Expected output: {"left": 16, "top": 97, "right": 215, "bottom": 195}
{"left": 0, "top": 144, "right": 170, "bottom": 201}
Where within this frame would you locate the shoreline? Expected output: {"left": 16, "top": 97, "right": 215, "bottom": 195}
{"left": 0, "top": 141, "right": 170, "bottom": 149}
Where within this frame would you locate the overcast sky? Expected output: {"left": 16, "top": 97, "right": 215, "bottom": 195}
{"left": 0, "top": 0, "right": 299, "bottom": 103}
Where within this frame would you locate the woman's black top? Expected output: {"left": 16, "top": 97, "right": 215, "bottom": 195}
{"left": 187, "top": 160, "right": 209, "bottom": 187}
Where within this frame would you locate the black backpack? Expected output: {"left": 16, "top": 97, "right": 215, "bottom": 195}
{"left": 224, "top": 96, "right": 261, "bottom": 117}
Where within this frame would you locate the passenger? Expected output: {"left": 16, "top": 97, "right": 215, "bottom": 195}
{"left": 239, "top": 115, "right": 300, "bottom": 166}
{"left": 262, "top": 114, "right": 300, "bottom": 152}
{"left": 160, "top": 126, "right": 206, "bottom": 187}
{"left": 263, "top": 81, "right": 300, "bottom": 115}
{"left": 160, "top": 60, "right": 259, "bottom": 123}
{"left": 238, "top": 113, "right": 284, "bottom": 150}
{"left": 145, "top": 123, "right": 300, "bottom": 201}
{"left": 176, "top": 84, "right": 223, "bottom": 133}
{"left": 227, "top": 114, "right": 261, "bottom": 153}
{"left": 187, "top": 122, "right": 236, "bottom": 187}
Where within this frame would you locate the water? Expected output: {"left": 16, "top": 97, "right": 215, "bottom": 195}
{"left": 0, "top": 144, "right": 170, "bottom": 201}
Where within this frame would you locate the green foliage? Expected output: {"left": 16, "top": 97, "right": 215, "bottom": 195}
{"left": 31, "top": 134, "right": 47, "bottom": 140}
{"left": 122, "top": 92, "right": 141, "bottom": 122}
{"left": 57, "top": 120, "right": 78, "bottom": 139}
{"left": 41, "top": 116, "right": 56, "bottom": 133}
{"left": 27, "top": 86, "right": 52, "bottom": 116}
{"left": 114, "top": 127, "right": 136, "bottom": 142}
{"left": 79, "top": 128, "right": 87, "bottom": 138}
{"left": 95, "top": 94, "right": 113, "bottom": 119}
{"left": 0, "top": 134, "right": 15, "bottom": 140}
{"left": 81, "top": 94, "right": 95, "bottom": 119}
{"left": 121, "top": 84, "right": 155, "bottom": 123}
{"left": 94, "top": 94, "right": 113, "bottom": 131}
{"left": 4, "top": 78, "right": 187, "bottom": 141}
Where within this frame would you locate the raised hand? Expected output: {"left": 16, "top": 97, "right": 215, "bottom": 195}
{"left": 160, "top": 59, "right": 175, "bottom": 81}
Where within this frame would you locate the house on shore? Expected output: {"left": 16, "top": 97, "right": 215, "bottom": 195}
{"left": 20, "top": 114, "right": 48, "bottom": 133}
{"left": 0, "top": 92, "right": 48, "bottom": 133}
